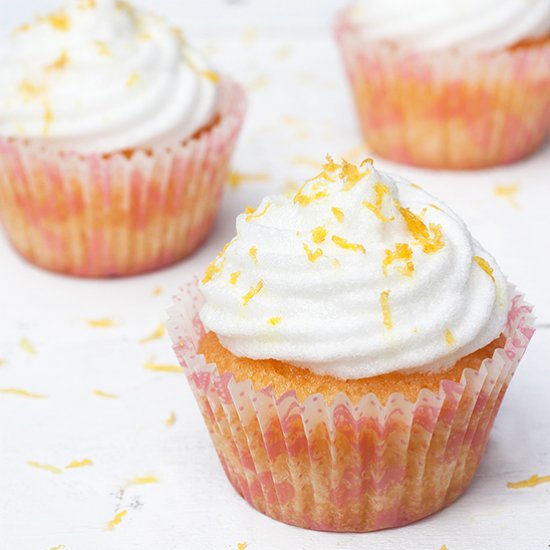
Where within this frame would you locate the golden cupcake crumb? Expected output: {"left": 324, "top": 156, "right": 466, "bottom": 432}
{"left": 105, "top": 510, "right": 127, "bottom": 531}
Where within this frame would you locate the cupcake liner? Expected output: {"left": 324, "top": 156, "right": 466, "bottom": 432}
{"left": 0, "top": 79, "right": 246, "bottom": 277}
{"left": 167, "top": 279, "right": 534, "bottom": 532}
{"left": 334, "top": 10, "right": 550, "bottom": 169}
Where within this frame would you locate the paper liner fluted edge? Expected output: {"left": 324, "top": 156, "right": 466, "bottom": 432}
{"left": 167, "top": 278, "right": 535, "bottom": 532}
{"left": 333, "top": 9, "right": 550, "bottom": 169}
{"left": 0, "top": 78, "right": 247, "bottom": 277}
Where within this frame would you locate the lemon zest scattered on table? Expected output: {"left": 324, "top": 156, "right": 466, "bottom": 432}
{"left": 105, "top": 509, "right": 127, "bottom": 531}
{"left": 27, "top": 461, "right": 62, "bottom": 474}
{"left": 20, "top": 337, "right": 36, "bottom": 355}
{"left": 93, "top": 389, "right": 118, "bottom": 399}
{"left": 0, "top": 388, "right": 46, "bottom": 398}
{"left": 128, "top": 475, "right": 158, "bottom": 486}
{"left": 494, "top": 183, "right": 520, "bottom": 209}
{"left": 507, "top": 474, "right": 550, "bottom": 489}
{"left": 144, "top": 358, "right": 181, "bottom": 373}
{"left": 165, "top": 411, "right": 177, "bottom": 427}
{"left": 65, "top": 458, "right": 93, "bottom": 469}
{"left": 86, "top": 318, "right": 116, "bottom": 328}
{"left": 140, "top": 322, "right": 165, "bottom": 343}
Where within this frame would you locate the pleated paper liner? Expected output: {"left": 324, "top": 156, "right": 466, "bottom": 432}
{"left": 167, "top": 280, "right": 534, "bottom": 532}
{"left": 0, "top": 79, "right": 246, "bottom": 277}
{"left": 334, "top": 9, "right": 550, "bottom": 169}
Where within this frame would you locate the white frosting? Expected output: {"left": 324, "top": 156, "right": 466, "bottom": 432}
{"left": 349, "top": 0, "right": 550, "bottom": 53}
{"left": 0, "top": 0, "right": 218, "bottom": 153}
{"left": 200, "top": 159, "right": 508, "bottom": 380}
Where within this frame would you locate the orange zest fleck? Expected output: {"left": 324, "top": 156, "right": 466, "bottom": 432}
{"left": 0, "top": 388, "right": 46, "bottom": 399}
{"left": 245, "top": 202, "right": 271, "bottom": 221}
{"left": 105, "top": 509, "right": 127, "bottom": 531}
{"left": 398, "top": 205, "right": 444, "bottom": 254}
{"left": 474, "top": 256, "right": 495, "bottom": 282}
{"left": 311, "top": 226, "right": 327, "bottom": 244}
{"left": 229, "top": 271, "right": 240, "bottom": 285}
{"left": 27, "top": 461, "right": 62, "bottom": 474}
{"left": 268, "top": 317, "right": 281, "bottom": 326}
{"left": 331, "top": 207, "right": 344, "bottom": 223}
{"left": 65, "top": 459, "right": 93, "bottom": 469}
{"left": 331, "top": 235, "right": 365, "bottom": 254}
{"left": 242, "top": 281, "right": 264, "bottom": 305}
{"left": 507, "top": 474, "right": 550, "bottom": 489}
{"left": 303, "top": 244, "right": 323, "bottom": 262}
{"left": 380, "top": 290, "right": 393, "bottom": 330}
{"left": 445, "top": 329, "right": 454, "bottom": 346}
{"left": 249, "top": 246, "right": 258, "bottom": 263}
{"left": 382, "top": 243, "right": 414, "bottom": 277}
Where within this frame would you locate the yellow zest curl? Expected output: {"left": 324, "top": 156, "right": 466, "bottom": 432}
{"left": 303, "top": 244, "right": 323, "bottom": 262}
{"left": 380, "top": 290, "right": 393, "bottom": 330}
{"left": 242, "top": 281, "right": 264, "bottom": 305}
{"left": 331, "top": 235, "right": 365, "bottom": 254}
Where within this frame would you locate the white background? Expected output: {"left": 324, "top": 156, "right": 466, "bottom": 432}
{"left": 0, "top": 1, "right": 549, "bottom": 549}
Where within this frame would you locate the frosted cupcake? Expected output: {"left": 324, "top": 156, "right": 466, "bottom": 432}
{"left": 0, "top": 0, "right": 246, "bottom": 277}
{"left": 334, "top": 1, "right": 550, "bottom": 169}
{"left": 167, "top": 157, "right": 534, "bottom": 532}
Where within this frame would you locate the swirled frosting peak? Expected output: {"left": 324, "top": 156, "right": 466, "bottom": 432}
{"left": 200, "top": 158, "right": 508, "bottom": 379}
{"left": 349, "top": 0, "right": 550, "bottom": 53}
{"left": 0, "top": 0, "right": 219, "bottom": 153}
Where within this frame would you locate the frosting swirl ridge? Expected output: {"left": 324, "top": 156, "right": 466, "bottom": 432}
{"left": 200, "top": 159, "right": 508, "bottom": 379}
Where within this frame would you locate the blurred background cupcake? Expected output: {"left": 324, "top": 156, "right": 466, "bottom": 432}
{"left": 0, "top": 0, "right": 246, "bottom": 277}
{"left": 334, "top": 0, "right": 550, "bottom": 169}
{"left": 168, "top": 157, "right": 534, "bottom": 532}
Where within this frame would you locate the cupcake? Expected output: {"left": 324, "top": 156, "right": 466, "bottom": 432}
{"left": 334, "top": 1, "right": 550, "bottom": 169}
{"left": 167, "top": 157, "right": 534, "bottom": 532}
{"left": 0, "top": 0, "right": 246, "bottom": 277}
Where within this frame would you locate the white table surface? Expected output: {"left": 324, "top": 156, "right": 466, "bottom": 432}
{"left": 1, "top": 2, "right": 549, "bottom": 549}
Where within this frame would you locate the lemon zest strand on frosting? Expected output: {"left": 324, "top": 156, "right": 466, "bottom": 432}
{"left": 42, "top": 101, "right": 54, "bottom": 136}
{"left": 474, "top": 256, "right": 495, "bottom": 281}
{"left": 323, "top": 154, "right": 339, "bottom": 172}
{"left": 27, "top": 461, "right": 62, "bottom": 474}
{"left": 200, "top": 69, "right": 220, "bottom": 83}
{"left": 303, "top": 244, "right": 323, "bottom": 262}
{"left": 249, "top": 246, "right": 258, "bottom": 263}
{"left": 331, "top": 207, "right": 344, "bottom": 223}
{"left": 46, "top": 10, "right": 70, "bottom": 31}
{"left": 242, "top": 281, "right": 264, "bottom": 305}
{"left": 152, "top": 286, "right": 163, "bottom": 296}
{"left": 126, "top": 72, "right": 141, "bottom": 87}
{"left": 244, "top": 206, "right": 255, "bottom": 214}
{"left": 95, "top": 40, "right": 111, "bottom": 56}
{"left": 229, "top": 171, "right": 270, "bottom": 190}
{"left": 20, "top": 337, "right": 36, "bottom": 355}
{"left": 93, "top": 389, "right": 118, "bottom": 399}
{"left": 236, "top": 543, "right": 248, "bottom": 550}
{"left": 311, "top": 226, "right": 327, "bottom": 244}
{"left": 340, "top": 160, "right": 367, "bottom": 191}
{"left": 445, "top": 329, "right": 454, "bottom": 346}
{"left": 202, "top": 259, "right": 224, "bottom": 284}
{"left": 229, "top": 272, "right": 240, "bottom": 285}
{"left": 331, "top": 235, "right": 365, "bottom": 254}
{"left": 140, "top": 322, "right": 165, "bottom": 343}
{"left": 362, "top": 183, "right": 394, "bottom": 222}
{"left": 507, "top": 474, "right": 550, "bottom": 489}
{"left": 382, "top": 243, "right": 414, "bottom": 277}
{"left": 0, "top": 388, "right": 46, "bottom": 398}
{"left": 164, "top": 411, "right": 177, "bottom": 427}
{"left": 65, "top": 458, "right": 93, "bottom": 469}
{"left": 380, "top": 290, "right": 393, "bottom": 330}
{"left": 46, "top": 50, "right": 70, "bottom": 71}
{"left": 398, "top": 205, "right": 444, "bottom": 254}
{"left": 105, "top": 510, "right": 127, "bottom": 531}
{"left": 268, "top": 317, "right": 282, "bottom": 326}
{"left": 246, "top": 202, "right": 271, "bottom": 221}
